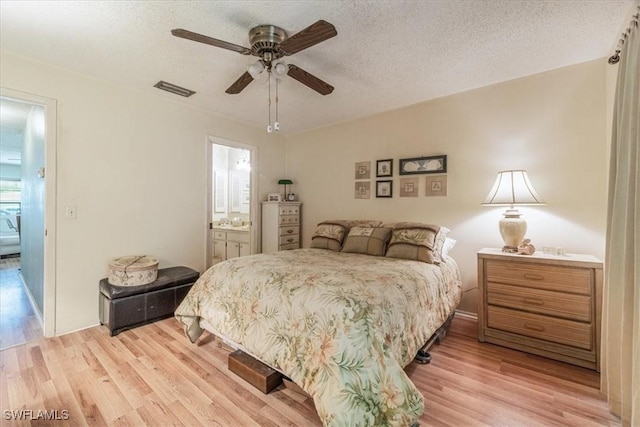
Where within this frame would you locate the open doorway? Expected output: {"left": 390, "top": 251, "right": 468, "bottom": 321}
{"left": 206, "top": 136, "right": 258, "bottom": 269}
{"left": 0, "top": 89, "right": 56, "bottom": 347}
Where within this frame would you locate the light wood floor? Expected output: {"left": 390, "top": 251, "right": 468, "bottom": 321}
{"left": 0, "top": 256, "right": 43, "bottom": 350}
{"left": 0, "top": 315, "right": 619, "bottom": 426}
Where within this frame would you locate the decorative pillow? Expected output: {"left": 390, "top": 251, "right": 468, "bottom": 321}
{"left": 341, "top": 227, "right": 392, "bottom": 256}
{"left": 384, "top": 223, "right": 449, "bottom": 264}
{"left": 441, "top": 237, "right": 457, "bottom": 260}
{"left": 310, "top": 221, "right": 349, "bottom": 252}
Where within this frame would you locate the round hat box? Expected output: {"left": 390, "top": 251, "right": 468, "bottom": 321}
{"left": 108, "top": 255, "right": 159, "bottom": 286}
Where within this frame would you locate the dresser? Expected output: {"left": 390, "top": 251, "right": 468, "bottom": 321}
{"left": 261, "top": 202, "right": 301, "bottom": 254}
{"left": 477, "top": 248, "right": 603, "bottom": 371}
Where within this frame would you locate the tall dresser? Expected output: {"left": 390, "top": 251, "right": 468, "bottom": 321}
{"left": 261, "top": 202, "right": 302, "bottom": 254}
{"left": 477, "top": 248, "right": 603, "bottom": 371}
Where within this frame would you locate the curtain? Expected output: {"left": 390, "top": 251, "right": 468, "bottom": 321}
{"left": 601, "top": 5, "right": 640, "bottom": 427}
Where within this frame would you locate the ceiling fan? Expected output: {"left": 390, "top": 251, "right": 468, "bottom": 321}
{"left": 171, "top": 20, "right": 337, "bottom": 95}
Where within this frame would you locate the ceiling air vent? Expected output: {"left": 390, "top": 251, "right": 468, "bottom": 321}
{"left": 153, "top": 81, "right": 195, "bottom": 97}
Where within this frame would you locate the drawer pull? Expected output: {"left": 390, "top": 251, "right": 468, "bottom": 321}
{"left": 523, "top": 274, "right": 544, "bottom": 281}
{"left": 286, "top": 238, "right": 294, "bottom": 243}
{"left": 286, "top": 229, "right": 294, "bottom": 234}
{"left": 524, "top": 323, "right": 545, "bottom": 332}
{"left": 523, "top": 298, "right": 545, "bottom": 306}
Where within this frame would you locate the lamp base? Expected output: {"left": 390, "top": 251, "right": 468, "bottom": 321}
{"left": 499, "top": 208, "right": 527, "bottom": 250}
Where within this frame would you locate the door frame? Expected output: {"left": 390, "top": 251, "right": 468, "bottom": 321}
{"left": 206, "top": 135, "right": 259, "bottom": 269}
{"left": 1, "top": 87, "right": 57, "bottom": 337}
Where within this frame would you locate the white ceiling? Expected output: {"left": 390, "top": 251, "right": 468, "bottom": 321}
{"left": 0, "top": 1, "right": 634, "bottom": 136}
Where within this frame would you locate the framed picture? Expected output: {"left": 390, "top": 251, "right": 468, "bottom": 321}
{"left": 355, "top": 181, "right": 371, "bottom": 199}
{"left": 399, "top": 155, "right": 447, "bottom": 175}
{"left": 355, "top": 161, "right": 371, "bottom": 180}
{"left": 376, "top": 159, "right": 393, "bottom": 177}
{"left": 426, "top": 175, "right": 448, "bottom": 197}
{"left": 376, "top": 180, "right": 393, "bottom": 198}
{"left": 399, "top": 177, "right": 419, "bottom": 197}
{"left": 267, "top": 193, "right": 281, "bottom": 202}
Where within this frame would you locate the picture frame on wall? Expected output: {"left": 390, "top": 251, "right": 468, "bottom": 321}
{"left": 376, "top": 180, "right": 393, "bottom": 198}
{"left": 399, "top": 155, "right": 447, "bottom": 175}
{"left": 425, "top": 175, "right": 448, "bottom": 197}
{"left": 399, "top": 177, "right": 419, "bottom": 197}
{"left": 355, "top": 161, "right": 371, "bottom": 180}
{"left": 376, "top": 159, "right": 393, "bottom": 177}
{"left": 355, "top": 181, "right": 371, "bottom": 199}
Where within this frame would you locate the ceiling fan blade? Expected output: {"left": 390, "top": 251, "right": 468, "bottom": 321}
{"left": 287, "top": 64, "right": 334, "bottom": 95}
{"left": 225, "top": 71, "right": 254, "bottom": 94}
{"left": 171, "top": 29, "right": 251, "bottom": 55}
{"left": 279, "top": 20, "right": 337, "bottom": 56}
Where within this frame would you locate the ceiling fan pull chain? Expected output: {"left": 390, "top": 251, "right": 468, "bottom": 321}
{"left": 267, "top": 72, "right": 273, "bottom": 133}
{"left": 274, "top": 78, "right": 280, "bottom": 131}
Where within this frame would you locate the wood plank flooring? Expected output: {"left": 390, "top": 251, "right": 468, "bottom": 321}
{"left": 0, "top": 257, "right": 43, "bottom": 350}
{"left": 0, "top": 315, "right": 619, "bottom": 426}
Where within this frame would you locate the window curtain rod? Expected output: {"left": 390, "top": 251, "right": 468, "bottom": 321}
{"left": 608, "top": 4, "right": 640, "bottom": 64}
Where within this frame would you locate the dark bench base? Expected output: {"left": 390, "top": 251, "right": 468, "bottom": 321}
{"left": 99, "top": 266, "right": 199, "bottom": 336}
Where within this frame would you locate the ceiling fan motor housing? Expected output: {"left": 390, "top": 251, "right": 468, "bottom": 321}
{"left": 249, "top": 25, "right": 287, "bottom": 62}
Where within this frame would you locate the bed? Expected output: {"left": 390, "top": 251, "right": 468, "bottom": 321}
{"left": 175, "top": 221, "right": 462, "bottom": 426}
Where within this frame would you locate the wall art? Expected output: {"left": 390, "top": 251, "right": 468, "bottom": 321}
{"left": 425, "top": 175, "right": 448, "bottom": 197}
{"left": 399, "top": 155, "right": 447, "bottom": 175}
{"left": 399, "top": 177, "right": 419, "bottom": 197}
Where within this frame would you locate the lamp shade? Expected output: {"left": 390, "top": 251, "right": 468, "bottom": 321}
{"left": 482, "top": 170, "right": 544, "bottom": 206}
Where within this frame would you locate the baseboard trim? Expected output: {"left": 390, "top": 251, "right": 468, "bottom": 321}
{"left": 18, "top": 272, "right": 44, "bottom": 330}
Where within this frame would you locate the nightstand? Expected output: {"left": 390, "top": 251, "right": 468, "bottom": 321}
{"left": 477, "top": 248, "right": 603, "bottom": 371}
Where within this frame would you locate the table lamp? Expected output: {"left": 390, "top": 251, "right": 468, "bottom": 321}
{"left": 482, "top": 170, "right": 545, "bottom": 252}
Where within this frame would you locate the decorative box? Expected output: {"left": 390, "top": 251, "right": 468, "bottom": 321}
{"left": 108, "top": 255, "right": 159, "bottom": 286}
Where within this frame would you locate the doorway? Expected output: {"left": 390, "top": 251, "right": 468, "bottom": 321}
{"left": 206, "top": 136, "right": 258, "bottom": 269}
{"left": 0, "top": 88, "right": 57, "bottom": 345}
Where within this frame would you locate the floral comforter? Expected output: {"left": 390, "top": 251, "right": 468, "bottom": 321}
{"left": 175, "top": 248, "right": 462, "bottom": 426}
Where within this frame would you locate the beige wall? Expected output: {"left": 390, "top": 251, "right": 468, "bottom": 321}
{"left": 285, "top": 59, "right": 609, "bottom": 314}
{"left": 1, "top": 50, "right": 286, "bottom": 334}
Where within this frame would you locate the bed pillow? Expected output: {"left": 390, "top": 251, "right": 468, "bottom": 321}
{"left": 310, "top": 221, "right": 349, "bottom": 252}
{"left": 341, "top": 226, "right": 392, "bottom": 256}
{"left": 384, "top": 223, "right": 449, "bottom": 264}
{"left": 442, "top": 237, "right": 457, "bottom": 259}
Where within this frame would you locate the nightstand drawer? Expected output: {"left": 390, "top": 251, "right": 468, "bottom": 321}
{"left": 487, "top": 282, "right": 591, "bottom": 322}
{"left": 485, "top": 260, "right": 591, "bottom": 295}
{"left": 487, "top": 306, "right": 592, "bottom": 350}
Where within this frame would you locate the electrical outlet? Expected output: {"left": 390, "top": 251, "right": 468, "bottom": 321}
{"left": 65, "top": 205, "right": 77, "bottom": 219}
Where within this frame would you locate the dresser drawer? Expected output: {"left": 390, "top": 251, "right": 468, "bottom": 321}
{"left": 279, "top": 215, "right": 299, "bottom": 226}
{"left": 280, "top": 243, "right": 299, "bottom": 251}
{"left": 279, "top": 205, "right": 300, "bottom": 216}
{"left": 485, "top": 260, "right": 591, "bottom": 295}
{"left": 279, "top": 226, "right": 299, "bottom": 237}
{"left": 213, "top": 231, "right": 226, "bottom": 240}
{"left": 279, "top": 234, "right": 299, "bottom": 246}
{"left": 487, "top": 306, "right": 593, "bottom": 350}
{"left": 487, "top": 282, "right": 591, "bottom": 322}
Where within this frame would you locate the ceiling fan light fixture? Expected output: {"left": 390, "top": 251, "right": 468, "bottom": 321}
{"left": 272, "top": 60, "right": 289, "bottom": 79}
{"left": 247, "top": 61, "right": 266, "bottom": 80}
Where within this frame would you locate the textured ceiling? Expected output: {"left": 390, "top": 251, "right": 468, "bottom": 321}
{"left": 0, "top": 0, "right": 634, "bottom": 135}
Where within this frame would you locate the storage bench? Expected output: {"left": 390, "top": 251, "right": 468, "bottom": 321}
{"left": 99, "top": 266, "right": 199, "bottom": 336}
